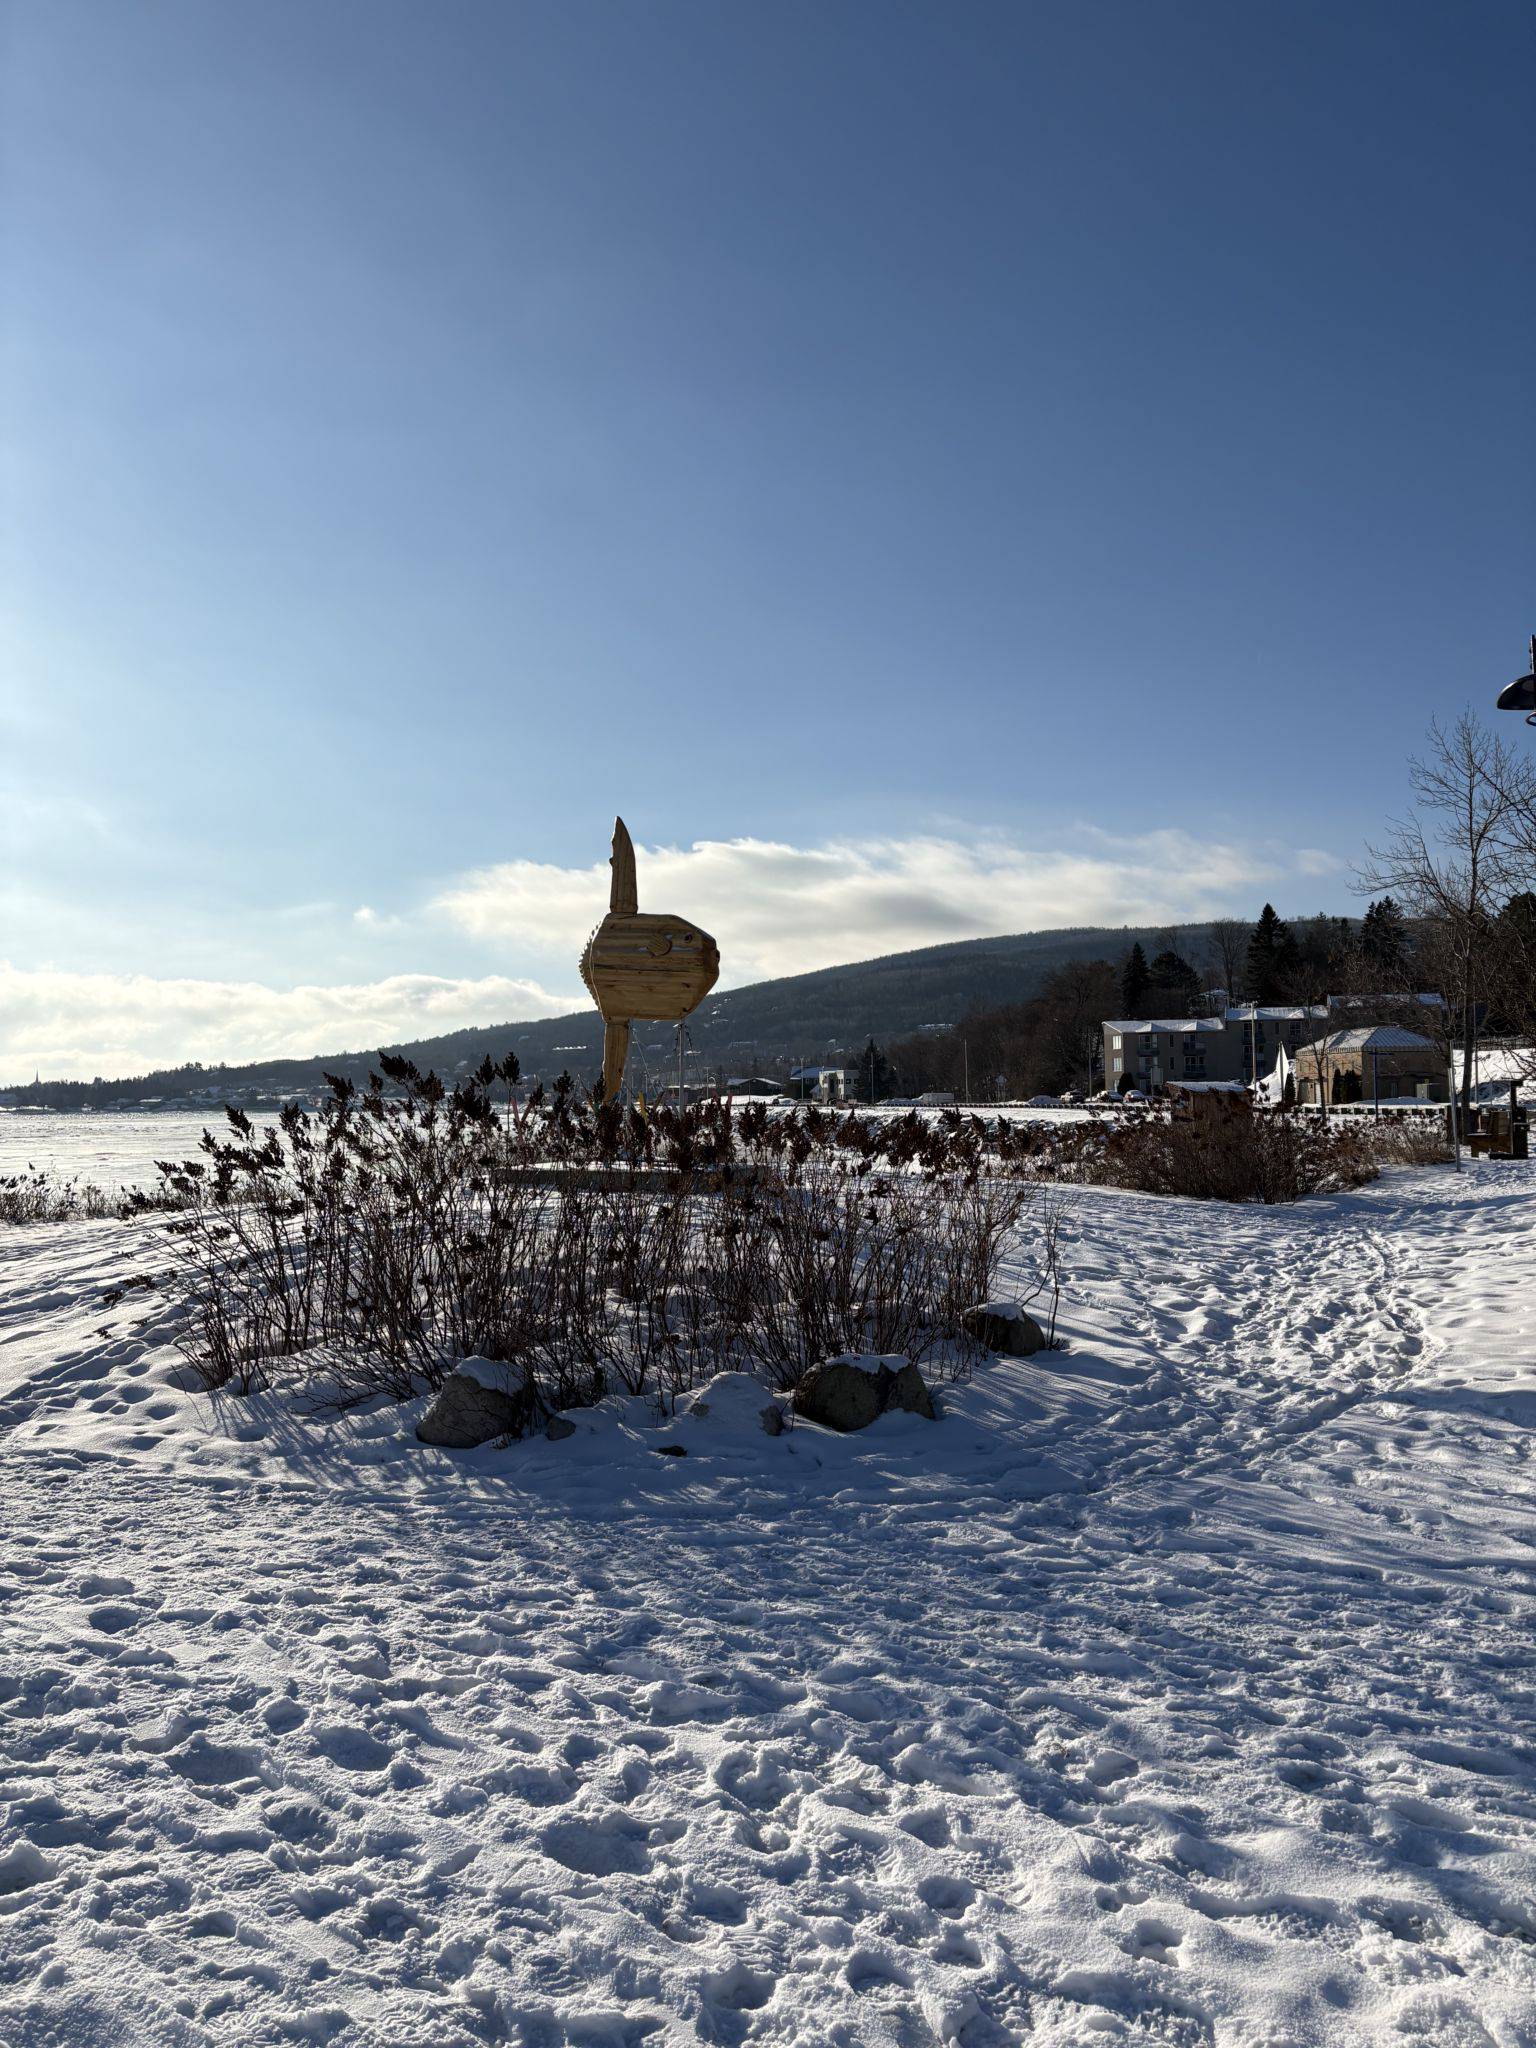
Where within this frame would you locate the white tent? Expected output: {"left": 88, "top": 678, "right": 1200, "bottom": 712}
{"left": 1259, "top": 1043, "right": 1292, "bottom": 1105}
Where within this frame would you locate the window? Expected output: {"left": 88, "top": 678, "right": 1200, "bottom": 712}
{"left": 1112, "top": 1056, "right": 1122, "bottom": 1073}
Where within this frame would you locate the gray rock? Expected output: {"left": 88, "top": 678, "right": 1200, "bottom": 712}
{"left": 759, "top": 1403, "right": 785, "bottom": 1437}
{"left": 792, "top": 1355, "right": 935, "bottom": 1433}
{"left": 544, "top": 1414, "right": 576, "bottom": 1441}
{"left": 416, "top": 1364, "right": 545, "bottom": 1448}
{"left": 793, "top": 1360, "right": 887, "bottom": 1432}
{"left": 962, "top": 1304, "right": 1047, "bottom": 1356}
{"left": 886, "top": 1362, "right": 937, "bottom": 1420}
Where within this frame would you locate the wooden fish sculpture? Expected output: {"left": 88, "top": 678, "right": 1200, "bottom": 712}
{"left": 580, "top": 817, "right": 720, "bottom": 1101}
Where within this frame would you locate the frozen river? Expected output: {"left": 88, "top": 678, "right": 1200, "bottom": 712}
{"left": 0, "top": 1110, "right": 230, "bottom": 1191}
{"left": 0, "top": 1101, "right": 1102, "bottom": 1193}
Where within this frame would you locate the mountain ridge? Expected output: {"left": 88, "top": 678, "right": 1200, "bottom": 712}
{"left": 3, "top": 917, "right": 1278, "bottom": 1105}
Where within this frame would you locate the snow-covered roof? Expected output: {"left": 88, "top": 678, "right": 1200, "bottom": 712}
{"left": 1315, "top": 1025, "right": 1438, "bottom": 1054}
{"left": 1223, "top": 1005, "right": 1329, "bottom": 1022}
{"left": 1105, "top": 1018, "right": 1226, "bottom": 1034}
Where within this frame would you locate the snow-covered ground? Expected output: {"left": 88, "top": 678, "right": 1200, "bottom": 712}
{"left": 2, "top": 1165, "right": 1534, "bottom": 2046}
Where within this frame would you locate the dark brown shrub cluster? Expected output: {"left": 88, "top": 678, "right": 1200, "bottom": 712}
{"left": 154, "top": 1058, "right": 1034, "bottom": 1407}
{"left": 1027, "top": 1103, "right": 1449, "bottom": 1203}
{"left": 0, "top": 1169, "right": 182, "bottom": 1225}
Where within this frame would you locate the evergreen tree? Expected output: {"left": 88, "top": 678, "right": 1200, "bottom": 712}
{"left": 1244, "top": 905, "right": 1301, "bottom": 1004}
{"left": 1147, "top": 948, "right": 1201, "bottom": 1014}
{"left": 855, "top": 1038, "right": 897, "bottom": 1102}
{"left": 1360, "top": 897, "right": 1411, "bottom": 985}
{"left": 1120, "top": 942, "right": 1151, "bottom": 1016}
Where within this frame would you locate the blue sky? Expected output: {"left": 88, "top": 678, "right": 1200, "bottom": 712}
{"left": 3, "top": 1, "right": 1532, "bottom": 1076}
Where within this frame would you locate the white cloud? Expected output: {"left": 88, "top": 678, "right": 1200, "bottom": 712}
{"left": 0, "top": 966, "right": 579, "bottom": 1085}
{"left": 435, "top": 828, "right": 1342, "bottom": 981}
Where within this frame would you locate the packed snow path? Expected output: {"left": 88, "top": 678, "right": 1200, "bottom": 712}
{"left": 2, "top": 1167, "right": 1534, "bottom": 2046}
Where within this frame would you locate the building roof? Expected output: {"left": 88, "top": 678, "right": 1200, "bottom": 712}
{"left": 1315, "top": 1025, "right": 1438, "bottom": 1054}
{"left": 1224, "top": 1005, "right": 1330, "bottom": 1022}
{"left": 1105, "top": 1018, "right": 1226, "bottom": 1034}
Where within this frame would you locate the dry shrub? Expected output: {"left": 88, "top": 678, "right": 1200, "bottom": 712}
{"left": 0, "top": 1170, "right": 179, "bottom": 1226}
{"left": 154, "top": 1062, "right": 1034, "bottom": 1406}
{"left": 1088, "top": 1109, "right": 1376, "bottom": 1203}
{"left": 1038, "top": 1103, "right": 1453, "bottom": 1203}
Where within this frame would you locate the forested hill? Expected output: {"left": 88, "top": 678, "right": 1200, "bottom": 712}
{"left": 8, "top": 919, "right": 1247, "bottom": 1105}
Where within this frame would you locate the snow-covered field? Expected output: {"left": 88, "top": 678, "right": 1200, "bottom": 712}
{"left": 3, "top": 1165, "right": 1534, "bottom": 2046}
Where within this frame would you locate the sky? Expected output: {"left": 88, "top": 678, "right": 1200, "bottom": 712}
{"left": 3, "top": 0, "right": 1532, "bottom": 1079}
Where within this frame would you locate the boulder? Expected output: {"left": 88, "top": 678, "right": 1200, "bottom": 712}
{"left": 886, "top": 1362, "right": 937, "bottom": 1420}
{"left": 416, "top": 1358, "right": 546, "bottom": 1448}
{"left": 962, "top": 1303, "right": 1047, "bottom": 1356}
{"left": 792, "top": 1354, "right": 936, "bottom": 1432}
{"left": 793, "top": 1358, "right": 887, "bottom": 1432}
{"left": 544, "top": 1414, "right": 576, "bottom": 1441}
{"left": 759, "top": 1403, "right": 786, "bottom": 1437}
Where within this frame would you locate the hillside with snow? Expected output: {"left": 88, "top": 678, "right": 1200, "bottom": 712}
{"left": 2, "top": 1166, "right": 1534, "bottom": 2046}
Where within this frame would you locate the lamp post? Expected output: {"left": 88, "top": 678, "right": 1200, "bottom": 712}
{"left": 1494, "top": 635, "right": 1536, "bottom": 721}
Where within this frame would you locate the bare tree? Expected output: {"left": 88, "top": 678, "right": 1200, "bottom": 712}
{"left": 1044, "top": 959, "right": 1116, "bottom": 1095}
{"left": 1359, "top": 713, "right": 1534, "bottom": 1113}
{"left": 1205, "top": 918, "right": 1250, "bottom": 1004}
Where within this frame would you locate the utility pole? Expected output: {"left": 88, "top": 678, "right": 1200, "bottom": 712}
{"left": 962, "top": 1039, "right": 970, "bottom": 1105}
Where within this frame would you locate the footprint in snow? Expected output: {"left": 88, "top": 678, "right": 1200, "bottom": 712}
{"left": 1118, "top": 1915, "right": 1184, "bottom": 1965}
{"left": 310, "top": 1725, "right": 393, "bottom": 1774}
{"left": 918, "top": 1874, "right": 975, "bottom": 1917}
{"left": 166, "top": 1738, "right": 266, "bottom": 1788}
{"left": 846, "top": 1949, "right": 913, "bottom": 1995}
{"left": 713, "top": 1748, "right": 793, "bottom": 1811}
{"left": 539, "top": 1811, "right": 654, "bottom": 1877}
{"left": 1085, "top": 1749, "right": 1139, "bottom": 1788}
{"left": 688, "top": 1881, "right": 747, "bottom": 1926}
{"left": 702, "top": 1959, "right": 774, "bottom": 2011}
{"left": 76, "top": 1574, "right": 134, "bottom": 1600}
{"left": 261, "top": 1698, "right": 308, "bottom": 1735}
{"left": 899, "top": 1806, "right": 951, "bottom": 1848}
{"left": 86, "top": 1603, "right": 139, "bottom": 1634}
{"left": 935, "top": 1930, "right": 983, "bottom": 1968}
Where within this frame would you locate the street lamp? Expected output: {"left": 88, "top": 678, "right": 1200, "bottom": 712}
{"left": 1495, "top": 635, "right": 1536, "bottom": 723}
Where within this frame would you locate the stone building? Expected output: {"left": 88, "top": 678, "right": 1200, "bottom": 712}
{"left": 1290, "top": 1025, "right": 1443, "bottom": 1105}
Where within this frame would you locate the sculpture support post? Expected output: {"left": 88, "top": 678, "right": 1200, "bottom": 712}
{"left": 603, "top": 1019, "right": 631, "bottom": 1106}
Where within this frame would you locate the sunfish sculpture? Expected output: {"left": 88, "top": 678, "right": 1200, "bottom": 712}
{"left": 580, "top": 817, "right": 720, "bottom": 1102}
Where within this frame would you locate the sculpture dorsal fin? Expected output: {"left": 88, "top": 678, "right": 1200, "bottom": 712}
{"left": 609, "top": 816, "right": 638, "bottom": 915}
